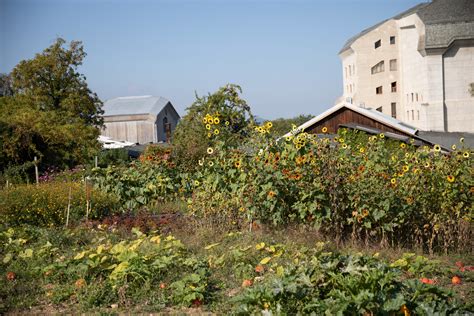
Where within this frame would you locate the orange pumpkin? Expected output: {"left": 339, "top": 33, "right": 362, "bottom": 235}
{"left": 452, "top": 276, "right": 462, "bottom": 285}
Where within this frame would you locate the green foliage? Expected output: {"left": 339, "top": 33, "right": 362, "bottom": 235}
{"left": 172, "top": 84, "right": 254, "bottom": 171}
{"left": 96, "top": 149, "right": 130, "bottom": 168}
{"left": 0, "top": 38, "right": 103, "bottom": 176}
{"left": 269, "top": 114, "right": 313, "bottom": 137}
{"left": 0, "top": 226, "right": 471, "bottom": 313}
{"left": 0, "top": 182, "right": 119, "bottom": 226}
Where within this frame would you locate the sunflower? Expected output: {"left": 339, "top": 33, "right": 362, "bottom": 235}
{"left": 398, "top": 172, "right": 404, "bottom": 177}
{"left": 362, "top": 209, "right": 369, "bottom": 217}
{"left": 379, "top": 133, "right": 385, "bottom": 139}
{"left": 214, "top": 117, "right": 220, "bottom": 124}
{"left": 296, "top": 144, "right": 302, "bottom": 150}
{"left": 203, "top": 118, "right": 208, "bottom": 124}
{"left": 194, "top": 180, "right": 200, "bottom": 186}
{"left": 463, "top": 151, "right": 470, "bottom": 158}
{"left": 433, "top": 144, "right": 441, "bottom": 152}
{"left": 294, "top": 173, "right": 302, "bottom": 181}
{"left": 265, "top": 121, "right": 273, "bottom": 129}
{"left": 460, "top": 137, "right": 465, "bottom": 143}
{"left": 339, "top": 138, "right": 345, "bottom": 143}
{"left": 267, "top": 191, "right": 276, "bottom": 198}
{"left": 451, "top": 144, "right": 457, "bottom": 150}
{"left": 359, "top": 147, "right": 365, "bottom": 153}
{"left": 225, "top": 121, "right": 230, "bottom": 126}
{"left": 447, "top": 175, "right": 455, "bottom": 183}
{"left": 322, "top": 126, "right": 328, "bottom": 133}
{"left": 390, "top": 178, "right": 397, "bottom": 185}
{"left": 206, "top": 124, "right": 211, "bottom": 130}
{"left": 235, "top": 161, "right": 242, "bottom": 169}
{"left": 403, "top": 165, "right": 409, "bottom": 172}
{"left": 207, "top": 147, "right": 214, "bottom": 155}
{"left": 285, "top": 136, "right": 293, "bottom": 142}
{"left": 208, "top": 161, "right": 214, "bottom": 167}
{"left": 214, "top": 129, "right": 220, "bottom": 135}
{"left": 342, "top": 144, "right": 348, "bottom": 149}
{"left": 198, "top": 159, "right": 204, "bottom": 166}
{"left": 400, "top": 143, "right": 406, "bottom": 149}
{"left": 207, "top": 132, "right": 212, "bottom": 138}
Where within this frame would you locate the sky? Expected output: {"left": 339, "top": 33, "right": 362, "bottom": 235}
{"left": 0, "top": 0, "right": 424, "bottom": 119}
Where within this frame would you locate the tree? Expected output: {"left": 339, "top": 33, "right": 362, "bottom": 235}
{"left": 0, "top": 74, "right": 13, "bottom": 97}
{"left": 270, "top": 114, "right": 313, "bottom": 137}
{"left": 172, "top": 84, "right": 254, "bottom": 171}
{"left": 0, "top": 38, "right": 103, "bottom": 179}
{"left": 11, "top": 38, "right": 103, "bottom": 126}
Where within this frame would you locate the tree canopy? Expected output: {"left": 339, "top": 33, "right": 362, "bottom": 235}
{"left": 0, "top": 38, "right": 103, "bottom": 182}
{"left": 172, "top": 84, "right": 254, "bottom": 171}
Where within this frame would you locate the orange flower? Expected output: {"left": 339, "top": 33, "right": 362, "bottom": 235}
{"left": 268, "top": 191, "right": 276, "bottom": 198}
{"left": 255, "top": 265, "right": 265, "bottom": 273}
{"left": 242, "top": 279, "right": 253, "bottom": 287}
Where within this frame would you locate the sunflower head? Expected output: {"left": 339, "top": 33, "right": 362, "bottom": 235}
{"left": 433, "top": 144, "right": 441, "bottom": 152}
{"left": 447, "top": 175, "right": 455, "bottom": 183}
{"left": 463, "top": 151, "right": 470, "bottom": 158}
{"left": 390, "top": 178, "right": 397, "bottom": 185}
{"left": 400, "top": 143, "right": 406, "bottom": 149}
{"left": 322, "top": 126, "right": 328, "bottom": 133}
{"left": 207, "top": 147, "right": 214, "bottom": 155}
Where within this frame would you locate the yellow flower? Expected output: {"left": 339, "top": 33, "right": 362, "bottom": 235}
{"left": 447, "top": 175, "right": 455, "bottom": 183}
{"left": 359, "top": 147, "right": 365, "bottom": 153}
{"left": 460, "top": 137, "right": 465, "bottom": 143}
{"left": 342, "top": 144, "right": 348, "bottom": 149}
{"left": 206, "top": 124, "right": 211, "bottom": 130}
{"left": 214, "top": 129, "right": 220, "bottom": 135}
{"left": 433, "top": 144, "right": 441, "bottom": 152}
{"left": 390, "top": 178, "right": 397, "bottom": 185}
{"left": 207, "top": 147, "right": 214, "bottom": 154}
{"left": 208, "top": 161, "right": 214, "bottom": 167}
{"left": 265, "top": 121, "right": 273, "bottom": 129}
{"left": 198, "top": 159, "right": 204, "bottom": 166}
{"left": 202, "top": 118, "right": 208, "bottom": 124}
{"left": 322, "top": 126, "right": 328, "bottom": 133}
{"left": 267, "top": 191, "right": 276, "bottom": 198}
{"left": 225, "top": 121, "right": 230, "bottom": 126}
{"left": 214, "top": 117, "right": 220, "bottom": 124}
{"left": 339, "top": 138, "right": 345, "bottom": 143}
{"left": 207, "top": 132, "right": 212, "bottom": 138}
{"left": 362, "top": 209, "right": 369, "bottom": 217}
{"left": 424, "top": 162, "right": 430, "bottom": 168}
{"left": 463, "top": 151, "right": 470, "bottom": 158}
{"left": 379, "top": 133, "right": 385, "bottom": 139}
{"left": 235, "top": 161, "right": 242, "bottom": 169}
{"left": 194, "top": 180, "right": 200, "bottom": 186}
{"left": 400, "top": 143, "right": 406, "bottom": 149}
{"left": 296, "top": 144, "right": 302, "bottom": 150}
{"left": 285, "top": 136, "right": 293, "bottom": 142}
{"left": 451, "top": 144, "right": 457, "bottom": 150}
{"left": 403, "top": 165, "right": 409, "bottom": 172}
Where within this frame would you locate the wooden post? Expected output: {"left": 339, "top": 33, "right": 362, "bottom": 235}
{"left": 34, "top": 156, "right": 39, "bottom": 185}
{"left": 5, "top": 180, "right": 9, "bottom": 190}
{"left": 95, "top": 156, "right": 98, "bottom": 168}
{"left": 65, "top": 186, "right": 72, "bottom": 227}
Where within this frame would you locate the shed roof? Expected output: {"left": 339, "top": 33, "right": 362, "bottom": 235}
{"left": 339, "top": 0, "right": 474, "bottom": 54}
{"left": 284, "top": 102, "right": 418, "bottom": 137}
{"left": 102, "top": 95, "right": 171, "bottom": 117}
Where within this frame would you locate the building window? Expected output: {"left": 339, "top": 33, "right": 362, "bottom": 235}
{"left": 349, "top": 65, "right": 351, "bottom": 76}
{"left": 374, "top": 39, "right": 381, "bottom": 49}
{"left": 390, "top": 36, "right": 395, "bottom": 44}
{"left": 376, "top": 86, "right": 383, "bottom": 94}
{"left": 417, "top": 110, "right": 420, "bottom": 120}
{"left": 411, "top": 93, "right": 414, "bottom": 102}
{"left": 391, "top": 102, "right": 396, "bottom": 118}
{"left": 376, "top": 106, "right": 382, "bottom": 112}
{"left": 407, "top": 111, "right": 409, "bottom": 120}
{"left": 416, "top": 93, "right": 418, "bottom": 102}
{"left": 411, "top": 110, "right": 414, "bottom": 120}
{"left": 391, "top": 82, "right": 397, "bottom": 93}
{"left": 390, "top": 59, "right": 397, "bottom": 71}
{"left": 353, "top": 65, "right": 355, "bottom": 75}
{"left": 371, "top": 61, "right": 385, "bottom": 74}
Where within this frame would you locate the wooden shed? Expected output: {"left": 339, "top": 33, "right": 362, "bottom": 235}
{"left": 294, "top": 102, "right": 418, "bottom": 137}
{"left": 101, "top": 95, "right": 180, "bottom": 144}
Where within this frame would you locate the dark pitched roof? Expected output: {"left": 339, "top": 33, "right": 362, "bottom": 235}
{"left": 339, "top": 0, "right": 474, "bottom": 54}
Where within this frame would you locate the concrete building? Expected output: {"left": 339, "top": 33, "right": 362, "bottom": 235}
{"left": 339, "top": 0, "right": 474, "bottom": 132}
{"left": 101, "top": 95, "right": 180, "bottom": 144}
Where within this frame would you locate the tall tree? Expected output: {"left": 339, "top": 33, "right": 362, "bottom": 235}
{"left": 0, "top": 74, "right": 13, "bottom": 97}
{"left": 11, "top": 38, "right": 103, "bottom": 126}
{"left": 1, "top": 38, "right": 103, "bottom": 177}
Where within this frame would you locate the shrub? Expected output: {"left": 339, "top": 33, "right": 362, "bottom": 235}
{"left": 0, "top": 182, "right": 119, "bottom": 226}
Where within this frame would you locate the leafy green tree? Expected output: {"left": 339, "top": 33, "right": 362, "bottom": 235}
{"left": 0, "top": 74, "right": 13, "bottom": 97}
{"left": 172, "top": 84, "right": 254, "bottom": 171}
{"left": 0, "top": 38, "right": 103, "bottom": 181}
{"left": 10, "top": 38, "right": 103, "bottom": 126}
{"left": 270, "top": 114, "right": 313, "bottom": 137}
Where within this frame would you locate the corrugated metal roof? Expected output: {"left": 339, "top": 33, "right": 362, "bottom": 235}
{"left": 102, "top": 95, "right": 171, "bottom": 116}
{"left": 283, "top": 102, "right": 418, "bottom": 137}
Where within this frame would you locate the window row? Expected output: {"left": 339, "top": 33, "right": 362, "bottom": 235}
{"left": 374, "top": 36, "right": 396, "bottom": 49}
{"left": 375, "top": 82, "right": 397, "bottom": 95}
{"left": 406, "top": 110, "right": 420, "bottom": 121}
{"left": 406, "top": 93, "right": 423, "bottom": 103}
{"left": 346, "top": 83, "right": 355, "bottom": 93}
{"left": 345, "top": 64, "right": 356, "bottom": 78}
{"left": 371, "top": 59, "right": 397, "bottom": 74}
{"left": 375, "top": 102, "right": 397, "bottom": 119}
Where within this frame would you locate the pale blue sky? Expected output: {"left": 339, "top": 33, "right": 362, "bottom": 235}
{"left": 0, "top": 0, "right": 423, "bottom": 119}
